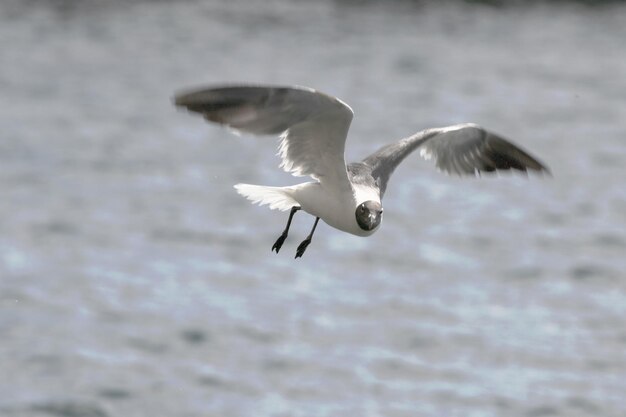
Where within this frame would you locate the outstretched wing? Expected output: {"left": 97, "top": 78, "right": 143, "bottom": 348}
{"left": 174, "top": 85, "right": 354, "bottom": 190}
{"left": 362, "top": 123, "right": 550, "bottom": 196}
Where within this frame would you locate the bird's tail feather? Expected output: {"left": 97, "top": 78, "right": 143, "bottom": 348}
{"left": 234, "top": 183, "right": 300, "bottom": 211}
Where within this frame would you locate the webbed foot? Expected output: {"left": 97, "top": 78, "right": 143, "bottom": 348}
{"left": 294, "top": 217, "right": 319, "bottom": 259}
{"left": 295, "top": 238, "right": 312, "bottom": 259}
{"left": 272, "top": 233, "right": 288, "bottom": 253}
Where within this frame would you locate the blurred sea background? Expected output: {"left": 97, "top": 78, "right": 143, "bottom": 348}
{"left": 1, "top": 0, "right": 625, "bottom": 416}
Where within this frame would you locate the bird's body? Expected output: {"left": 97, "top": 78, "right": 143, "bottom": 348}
{"left": 236, "top": 174, "right": 380, "bottom": 237}
{"left": 174, "top": 84, "right": 549, "bottom": 257}
{"left": 292, "top": 179, "right": 381, "bottom": 237}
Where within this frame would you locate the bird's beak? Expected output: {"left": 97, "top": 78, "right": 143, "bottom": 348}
{"left": 369, "top": 212, "right": 381, "bottom": 227}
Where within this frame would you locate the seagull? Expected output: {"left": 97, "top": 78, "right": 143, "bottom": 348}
{"left": 174, "top": 84, "right": 549, "bottom": 258}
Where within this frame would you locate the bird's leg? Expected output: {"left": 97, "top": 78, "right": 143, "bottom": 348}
{"left": 295, "top": 217, "right": 320, "bottom": 259}
{"left": 272, "top": 206, "right": 301, "bottom": 253}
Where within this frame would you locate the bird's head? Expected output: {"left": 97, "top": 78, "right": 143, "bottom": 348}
{"left": 355, "top": 200, "right": 383, "bottom": 231}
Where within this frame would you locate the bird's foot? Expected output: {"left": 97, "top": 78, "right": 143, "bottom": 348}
{"left": 295, "top": 238, "right": 312, "bottom": 259}
{"left": 272, "top": 232, "right": 288, "bottom": 253}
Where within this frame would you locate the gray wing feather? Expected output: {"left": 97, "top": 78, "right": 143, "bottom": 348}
{"left": 174, "top": 85, "right": 354, "bottom": 185}
{"left": 362, "top": 123, "right": 549, "bottom": 197}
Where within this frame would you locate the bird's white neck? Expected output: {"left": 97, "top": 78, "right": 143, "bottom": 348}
{"left": 352, "top": 184, "right": 381, "bottom": 206}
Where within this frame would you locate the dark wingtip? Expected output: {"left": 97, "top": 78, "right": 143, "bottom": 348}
{"left": 489, "top": 134, "right": 552, "bottom": 178}
{"left": 526, "top": 155, "right": 552, "bottom": 177}
{"left": 172, "top": 88, "right": 202, "bottom": 110}
{"left": 173, "top": 93, "right": 186, "bottom": 107}
{"left": 172, "top": 85, "right": 261, "bottom": 115}
{"left": 515, "top": 163, "right": 552, "bottom": 178}
{"left": 539, "top": 164, "right": 553, "bottom": 177}
{"left": 172, "top": 86, "right": 226, "bottom": 111}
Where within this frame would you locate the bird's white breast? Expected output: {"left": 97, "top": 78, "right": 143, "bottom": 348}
{"left": 290, "top": 182, "right": 380, "bottom": 237}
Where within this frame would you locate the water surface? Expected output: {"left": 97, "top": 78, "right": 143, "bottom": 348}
{"left": 1, "top": 1, "right": 625, "bottom": 416}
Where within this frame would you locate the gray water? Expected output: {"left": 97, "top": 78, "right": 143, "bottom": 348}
{"left": 1, "top": 0, "right": 626, "bottom": 416}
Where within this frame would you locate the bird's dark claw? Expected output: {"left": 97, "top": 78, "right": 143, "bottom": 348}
{"left": 272, "top": 233, "right": 288, "bottom": 253}
{"left": 295, "top": 238, "right": 311, "bottom": 259}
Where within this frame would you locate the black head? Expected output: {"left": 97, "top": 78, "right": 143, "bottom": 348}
{"left": 355, "top": 200, "right": 383, "bottom": 231}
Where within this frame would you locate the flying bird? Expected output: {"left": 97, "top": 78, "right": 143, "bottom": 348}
{"left": 174, "top": 84, "right": 549, "bottom": 258}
